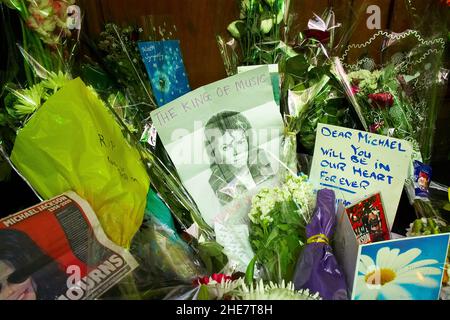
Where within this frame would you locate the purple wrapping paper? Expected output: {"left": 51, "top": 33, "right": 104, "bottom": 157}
{"left": 293, "top": 189, "right": 348, "bottom": 300}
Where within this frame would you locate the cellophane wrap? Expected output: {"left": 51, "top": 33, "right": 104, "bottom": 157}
{"left": 293, "top": 188, "right": 348, "bottom": 300}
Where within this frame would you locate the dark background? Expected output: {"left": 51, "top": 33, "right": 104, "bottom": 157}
{"left": 0, "top": 0, "right": 449, "bottom": 233}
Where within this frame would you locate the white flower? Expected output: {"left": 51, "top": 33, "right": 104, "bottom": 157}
{"left": 355, "top": 247, "right": 441, "bottom": 300}
{"left": 237, "top": 280, "right": 321, "bottom": 300}
{"left": 206, "top": 278, "right": 245, "bottom": 300}
{"left": 248, "top": 174, "right": 316, "bottom": 226}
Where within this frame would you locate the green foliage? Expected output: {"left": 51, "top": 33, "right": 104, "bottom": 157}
{"left": 222, "top": 0, "right": 289, "bottom": 69}
{"left": 197, "top": 285, "right": 211, "bottom": 300}
{"left": 197, "top": 241, "right": 228, "bottom": 275}
{"left": 285, "top": 58, "right": 357, "bottom": 153}
{"left": 0, "top": 71, "right": 71, "bottom": 153}
{"left": 98, "top": 23, "right": 157, "bottom": 133}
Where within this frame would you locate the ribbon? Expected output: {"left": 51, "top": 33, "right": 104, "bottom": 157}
{"left": 307, "top": 233, "right": 330, "bottom": 245}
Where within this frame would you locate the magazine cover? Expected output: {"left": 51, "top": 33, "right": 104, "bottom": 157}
{"left": 0, "top": 192, "right": 138, "bottom": 300}
{"left": 346, "top": 193, "right": 391, "bottom": 244}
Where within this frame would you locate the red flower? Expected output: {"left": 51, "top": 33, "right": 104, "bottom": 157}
{"left": 368, "top": 93, "right": 394, "bottom": 109}
{"left": 211, "top": 273, "right": 232, "bottom": 283}
{"left": 192, "top": 273, "right": 232, "bottom": 287}
{"left": 304, "top": 29, "right": 330, "bottom": 43}
{"left": 193, "top": 276, "right": 211, "bottom": 286}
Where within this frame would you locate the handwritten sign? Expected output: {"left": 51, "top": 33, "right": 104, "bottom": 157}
{"left": 310, "top": 124, "right": 412, "bottom": 227}
{"left": 151, "top": 67, "right": 273, "bottom": 133}
{"left": 138, "top": 40, "right": 190, "bottom": 106}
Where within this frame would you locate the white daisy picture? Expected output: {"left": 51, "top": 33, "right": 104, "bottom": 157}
{"left": 353, "top": 234, "right": 450, "bottom": 300}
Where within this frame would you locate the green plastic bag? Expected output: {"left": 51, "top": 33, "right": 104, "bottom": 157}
{"left": 11, "top": 78, "right": 150, "bottom": 248}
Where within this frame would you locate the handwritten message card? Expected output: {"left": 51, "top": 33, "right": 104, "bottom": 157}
{"left": 138, "top": 40, "right": 190, "bottom": 106}
{"left": 310, "top": 124, "right": 412, "bottom": 228}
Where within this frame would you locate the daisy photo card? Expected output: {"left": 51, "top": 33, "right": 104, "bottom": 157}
{"left": 334, "top": 206, "right": 450, "bottom": 300}
{"left": 352, "top": 234, "right": 450, "bottom": 300}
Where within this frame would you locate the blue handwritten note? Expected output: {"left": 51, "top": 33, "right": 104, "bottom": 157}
{"left": 138, "top": 40, "right": 191, "bottom": 106}
{"left": 310, "top": 124, "right": 412, "bottom": 228}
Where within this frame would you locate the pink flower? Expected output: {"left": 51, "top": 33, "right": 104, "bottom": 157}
{"left": 369, "top": 121, "right": 385, "bottom": 133}
{"left": 351, "top": 85, "right": 360, "bottom": 95}
{"left": 368, "top": 93, "right": 394, "bottom": 109}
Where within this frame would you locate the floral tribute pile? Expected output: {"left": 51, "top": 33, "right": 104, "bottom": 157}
{"left": 0, "top": 0, "right": 449, "bottom": 301}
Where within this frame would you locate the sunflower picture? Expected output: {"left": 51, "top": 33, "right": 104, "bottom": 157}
{"left": 353, "top": 234, "right": 450, "bottom": 300}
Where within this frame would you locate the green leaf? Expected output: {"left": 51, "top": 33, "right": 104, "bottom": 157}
{"left": 260, "top": 17, "right": 274, "bottom": 34}
{"left": 275, "top": 0, "right": 285, "bottom": 24}
{"left": 277, "top": 224, "right": 290, "bottom": 231}
{"left": 227, "top": 20, "right": 246, "bottom": 39}
{"left": 198, "top": 241, "right": 228, "bottom": 274}
{"left": 264, "top": 0, "right": 276, "bottom": 6}
{"left": 197, "top": 285, "right": 211, "bottom": 300}
{"left": 245, "top": 256, "right": 257, "bottom": 285}
{"left": 286, "top": 55, "right": 310, "bottom": 77}
{"left": 264, "top": 228, "right": 279, "bottom": 247}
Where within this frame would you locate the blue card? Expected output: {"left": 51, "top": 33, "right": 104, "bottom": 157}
{"left": 138, "top": 40, "right": 191, "bottom": 106}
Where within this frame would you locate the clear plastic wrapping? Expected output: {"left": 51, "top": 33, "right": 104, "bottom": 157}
{"left": 334, "top": 25, "right": 448, "bottom": 164}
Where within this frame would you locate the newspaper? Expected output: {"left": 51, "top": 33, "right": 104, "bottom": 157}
{"left": 0, "top": 191, "right": 138, "bottom": 300}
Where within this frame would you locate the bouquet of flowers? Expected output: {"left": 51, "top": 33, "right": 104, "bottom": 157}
{"left": 217, "top": 0, "right": 291, "bottom": 75}
{"left": 344, "top": 64, "right": 419, "bottom": 146}
{"left": 0, "top": 0, "right": 79, "bottom": 155}
{"left": 293, "top": 189, "right": 348, "bottom": 300}
{"left": 283, "top": 9, "right": 358, "bottom": 156}
{"left": 247, "top": 174, "right": 316, "bottom": 283}
{"left": 336, "top": 26, "right": 448, "bottom": 164}
{"left": 95, "top": 23, "right": 157, "bottom": 134}
{"left": 162, "top": 272, "right": 321, "bottom": 300}
{"left": 0, "top": 0, "right": 79, "bottom": 84}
